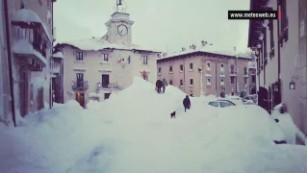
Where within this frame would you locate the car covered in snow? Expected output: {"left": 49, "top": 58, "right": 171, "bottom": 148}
{"left": 208, "top": 99, "right": 236, "bottom": 108}
{"left": 226, "top": 96, "right": 254, "bottom": 105}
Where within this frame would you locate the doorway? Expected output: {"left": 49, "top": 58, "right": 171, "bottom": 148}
{"left": 258, "top": 87, "right": 269, "bottom": 112}
{"left": 75, "top": 92, "right": 85, "bottom": 108}
{"left": 19, "top": 66, "right": 28, "bottom": 117}
{"left": 102, "top": 74, "right": 109, "bottom": 88}
{"left": 104, "top": 93, "right": 111, "bottom": 100}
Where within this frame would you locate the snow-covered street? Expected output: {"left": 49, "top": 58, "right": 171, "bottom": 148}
{"left": 1, "top": 78, "right": 307, "bottom": 173}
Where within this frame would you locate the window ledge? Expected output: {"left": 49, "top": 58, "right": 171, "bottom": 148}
{"left": 169, "top": 72, "right": 173, "bottom": 74}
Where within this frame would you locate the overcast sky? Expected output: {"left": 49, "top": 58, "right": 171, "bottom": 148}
{"left": 54, "top": 0, "right": 250, "bottom": 53}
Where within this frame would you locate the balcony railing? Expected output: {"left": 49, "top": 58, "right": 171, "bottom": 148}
{"left": 72, "top": 80, "right": 89, "bottom": 91}
{"left": 101, "top": 82, "right": 120, "bottom": 89}
{"left": 229, "top": 71, "right": 237, "bottom": 76}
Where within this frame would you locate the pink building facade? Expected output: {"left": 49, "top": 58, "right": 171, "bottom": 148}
{"left": 157, "top": 49, "right": 254, "bottom": 97}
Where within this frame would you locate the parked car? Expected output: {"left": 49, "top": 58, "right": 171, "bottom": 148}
{"left": 227, "top": 96, "right": 254, "bottom": 105}
{"left": 208, "top": 99, "right": 236, "bottom": 108}
{"left": 243, "top": 94, "right": 257, "bottom": 104}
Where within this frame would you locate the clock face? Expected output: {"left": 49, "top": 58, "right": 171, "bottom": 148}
{"left": 117, "top": 24, "right": 128, "bottom": 36}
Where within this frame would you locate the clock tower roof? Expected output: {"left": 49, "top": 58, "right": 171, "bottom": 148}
{"left": 105, "top": 11, "right": 134, "bottom": 27}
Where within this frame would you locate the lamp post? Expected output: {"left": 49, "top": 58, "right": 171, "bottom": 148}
{"left": 198, "top": 67, "right": 204, "bottom": 96}
{"left": 234, "top": 46, "right": 239, "bottom": 95}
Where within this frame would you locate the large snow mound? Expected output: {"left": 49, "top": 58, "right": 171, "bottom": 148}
{"left": 1, "top": 78, "right": 307, "bottom": 173}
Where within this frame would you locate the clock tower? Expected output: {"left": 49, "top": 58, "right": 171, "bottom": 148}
{"left": 104, "top": 0, "right": 134, "bottom": 45}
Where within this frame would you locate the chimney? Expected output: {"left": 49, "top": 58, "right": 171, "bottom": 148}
{"left": 201, "top": 40, "right": 207, "bottom": 47}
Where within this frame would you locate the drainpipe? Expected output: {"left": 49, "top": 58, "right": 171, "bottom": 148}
{"left": 215, "top": 61, "right": 218, "bottom": 96}
{"left": 276, "top": 0, "right": 281, "bottom": 102}
{"left": 4, "top": 0, "right": 17, "bottom": 127}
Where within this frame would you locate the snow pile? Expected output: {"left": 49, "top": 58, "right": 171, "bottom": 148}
{"left": 271, "top": 104, "right": 305, "bottom": 144}
{"left": 1, "top": 78, "right": 307, "bottom": 173}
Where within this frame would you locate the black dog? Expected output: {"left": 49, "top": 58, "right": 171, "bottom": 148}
{"left": 170, "top": 111, "right": 176, "bottom": 118}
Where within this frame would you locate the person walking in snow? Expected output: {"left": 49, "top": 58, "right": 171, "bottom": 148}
{"left": 162, "top": 79, "right": 168, "bottom": 93}
{"left": 156, "top": 79, "right": 163, "bottom": 93}
{"left": 183, "top": 95, "right": 191, "bottom": 112}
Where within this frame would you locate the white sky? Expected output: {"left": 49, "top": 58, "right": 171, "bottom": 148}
{"left": 54, "top": 0, "right": 250, "bottom": 53}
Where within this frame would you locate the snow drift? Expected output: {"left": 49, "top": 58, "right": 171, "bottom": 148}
{"left": 0, "top": 77, "right": 307, "bottom": 173}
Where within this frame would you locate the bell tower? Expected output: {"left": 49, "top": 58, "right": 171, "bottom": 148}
{"left": 104, "top": 0, "right": 134, "bottom": 45}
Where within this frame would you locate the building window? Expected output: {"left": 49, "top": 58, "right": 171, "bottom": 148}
{"left": 207, "top": 62, "right": 211, "bottom": 70}
{"left": 252, "top": 75, "right": 256, "bottom": 83}
{"left": 230, "top": 65, "right": 235, "bottom": 73}
{"left": 76, "top": 52, "right": 84, "bottom": 61}
{"left": 263, "top": 27, "right": 267, "bottom": 66}
{"left": 244, "top": 77, "right": 248, "bottom": 85}
{"left": 180, "top": 64, "right": 183, "bottom": 72}
{"left": 20, "top": 0, "right": 25, "bottom": 9}
{"left": 103, "top": 54, "right": 109, "bottom": 62}
{"left": 158, "top": 67, "right": 161, "bottom": 74}
{"left": 206, "top": 77, "right": 212, "bottom": 86}
{"left": 269, "top": 19, "right": 275, "bottom": 58}
{"left": 220, "top": 64, "right": 224, "bottom": 72}
{"left": 143, "top": 55, "right": 148, "bottom": 65}
{"left": 169, "top": 80, "right": 173, "bottom": 85}
{"left": 190, "top": 79, "right": 194, "bottom": 86}
{"left": 180, "top": 79, "right": 184, "bottom": 87}
{"left": 76, "top": 73, "right": 84, "bottom": 87}
{"left": 230, "top": 76, "right": 235, "bottom": 84}
{"left": 189, "top": 63, "right": 193, "bottom": 70}
{"left": 169, "top": 66, "right": 173, "bottom": 73}
{"left": 244, "top": 67, "right": 247, "bottom": 75}
{"left": 220, "top": 78, "right": 225, "bottom": 86}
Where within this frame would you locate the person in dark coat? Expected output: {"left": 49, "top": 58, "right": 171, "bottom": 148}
{"left": 183, "top": 95, "right": 191, "bottom": 112}
{"left": 156, "top": 79, "right": 163, "bottom": 93}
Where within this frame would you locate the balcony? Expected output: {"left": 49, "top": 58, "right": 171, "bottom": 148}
{"left": 72, "top": 81, "right": 89, "bottom": 92}
{"left": 101, "top": 82, "right": 120, "bottom": 89}
{"left": 12, "top": 39, "right": 47, "bottom": 67}
{"left": 11, "top": 9, "right": 52, "bottom": 42}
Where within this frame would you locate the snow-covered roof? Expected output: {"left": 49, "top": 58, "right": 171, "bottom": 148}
{"left": 248, "top": 61, "right": 257, "bottom": 69}
{"left": 158, "top": 46, "right": 251, "bottom": 61}
{"left": 12, "top": 9, "right": 53, "bottom": 42}
{"left": 58, "top": 37, "right": 160, "bottom": 53}
{"left": 12, "top": 9, "right": 41, "bottom": 24}
{"left": 52, "top": 52, "right": 63, "bottom": 59}
{"left": 12, "top": 39, "right": 47, "bottom": 66}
